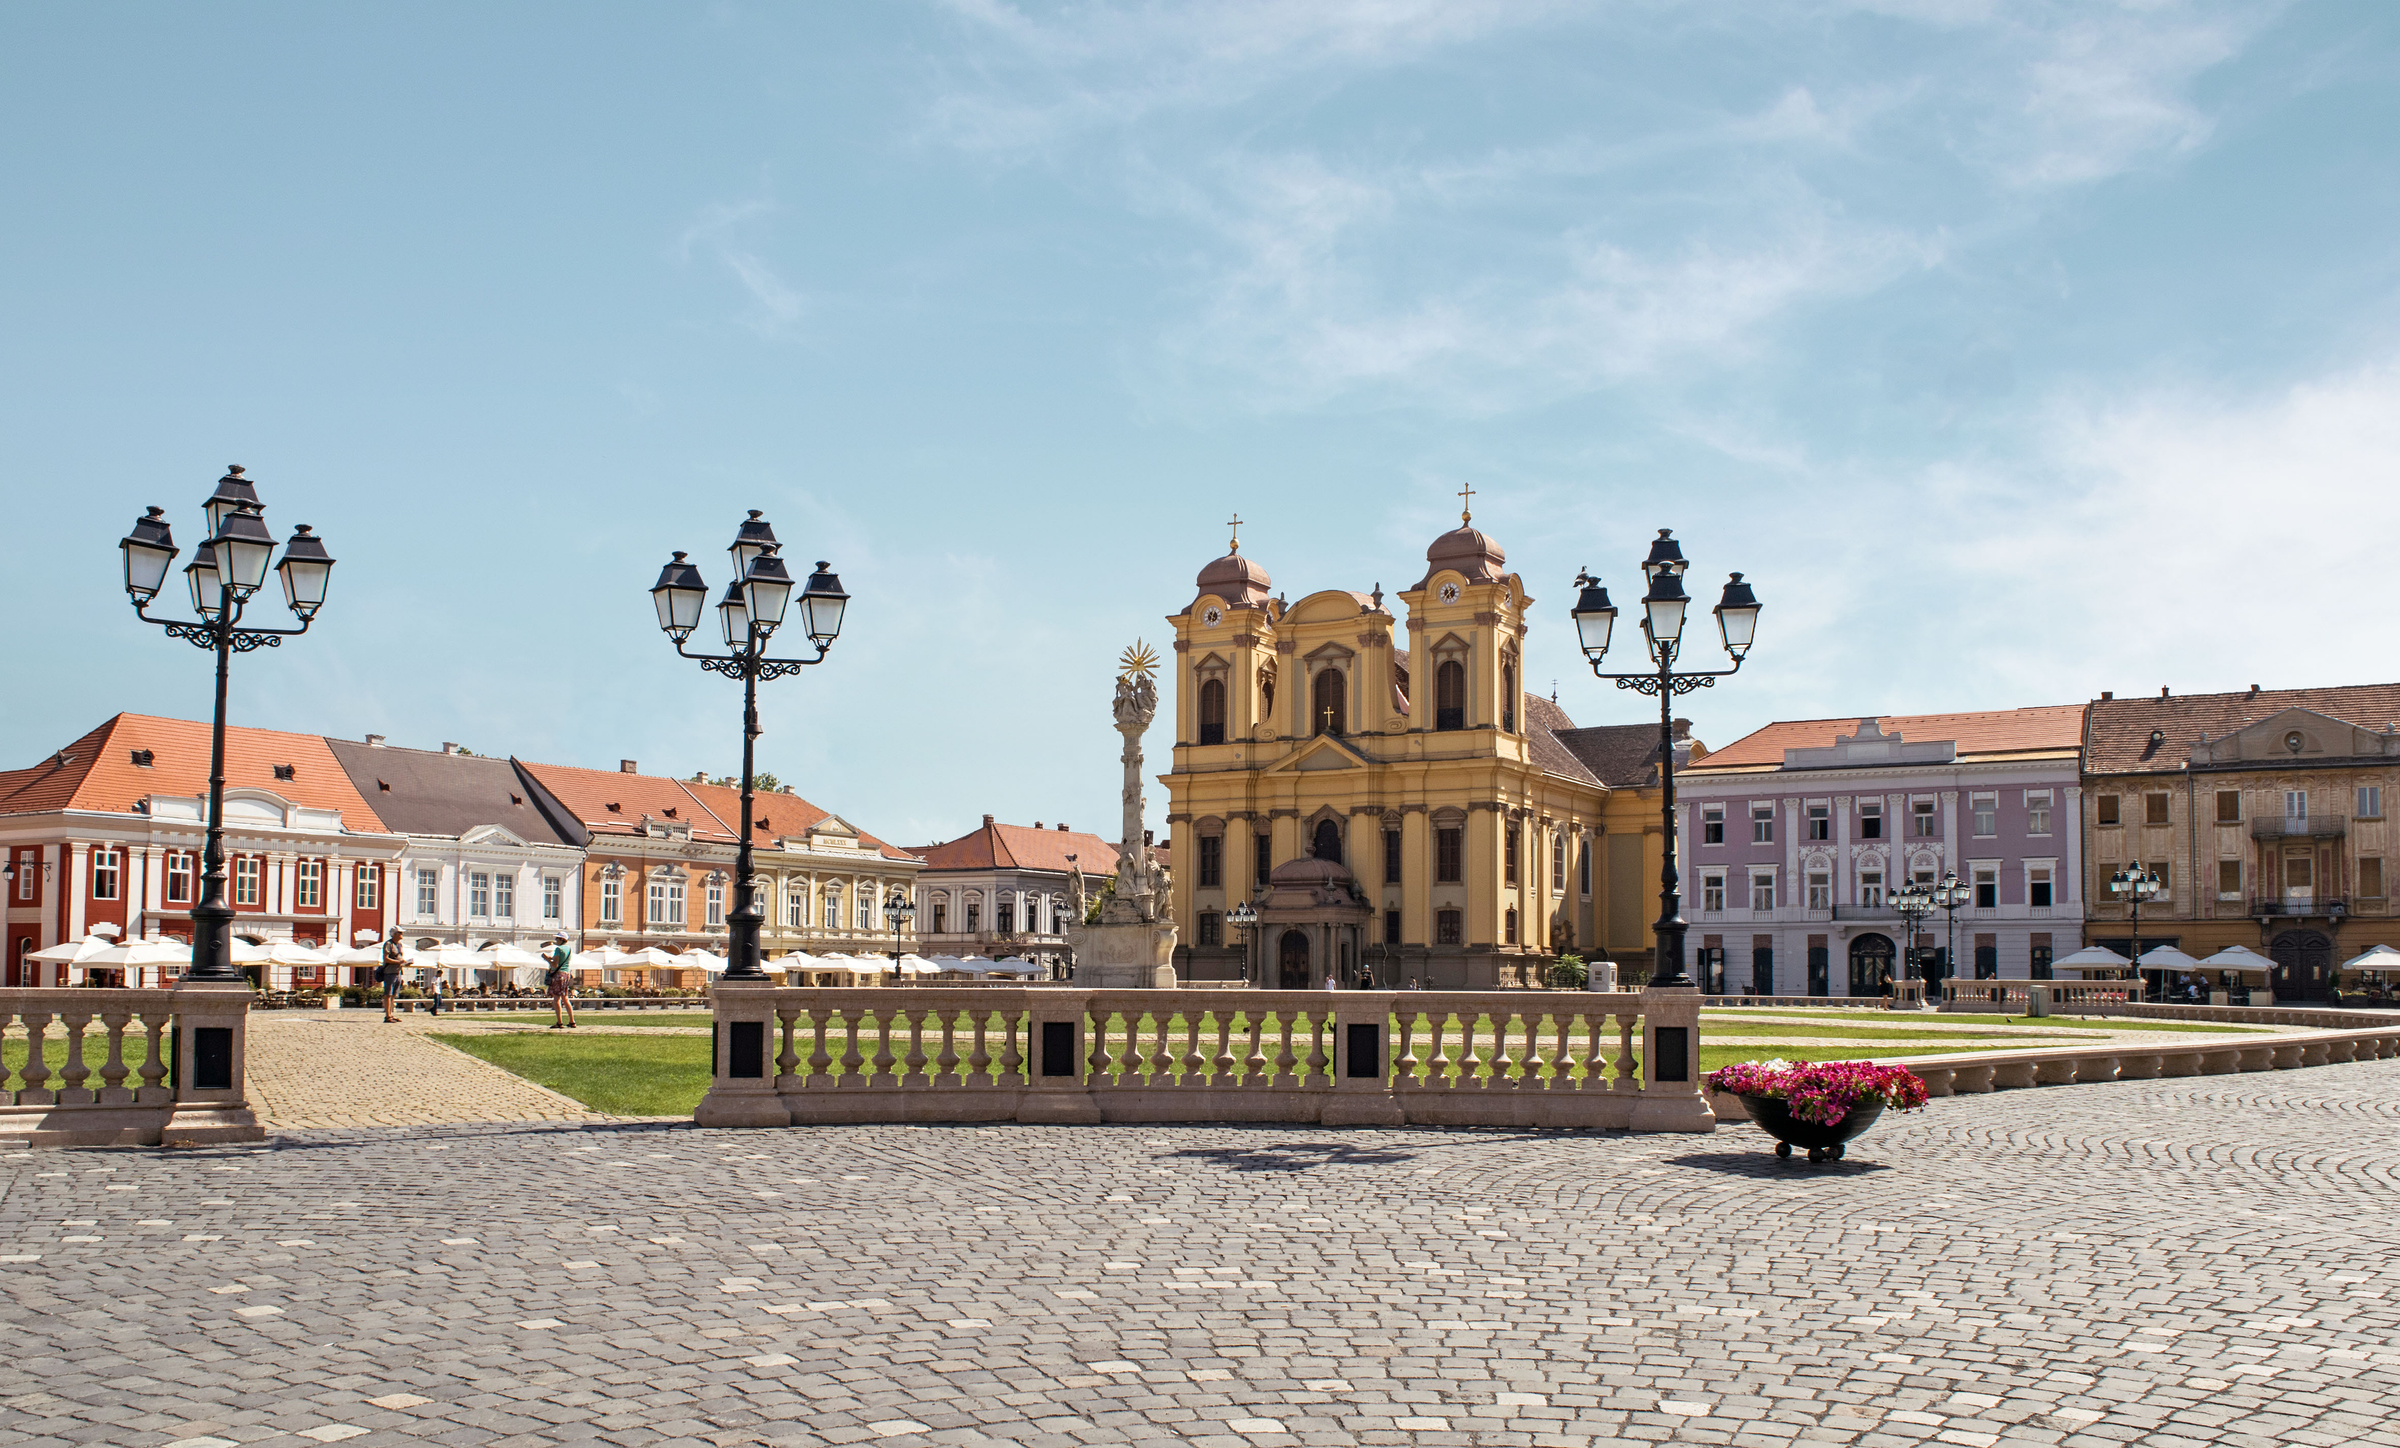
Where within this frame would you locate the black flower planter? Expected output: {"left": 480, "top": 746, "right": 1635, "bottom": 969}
{"left": 1739, "top": 1095, "right": 1886, "bottom": 1164}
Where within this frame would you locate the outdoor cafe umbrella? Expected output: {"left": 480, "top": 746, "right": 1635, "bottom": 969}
{"left": 28, "top": 931, "right": 117, "bottom": 966}
{"left": 477, "top": 942, "right": 548, "bottom": 988}
{"left": 2198, "top": 944, "right": 2275, "bottom": 978}
{"left": 2053, "top": 945, "right": 2137, "bottom": 977}
{"left": 2129, "top": 944, "right": 2203, "bottom": 973}
{"left": 2343, "top": 943, "right": 2400, "bottom": 971}
{"left": 76, "top": 935, "right": 194, "bottom": 988}
{"left": 980, "top": 957, "right": 1047, "bottom": 978}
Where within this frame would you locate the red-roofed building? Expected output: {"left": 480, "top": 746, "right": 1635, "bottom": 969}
{"left": 907, "top": 815, "right": 1121, "bottom": 975}
{"left": 1679, "top": 706, "right": 2088, "bottom": 996}
{"left": 0, "top": 714, "right": 401, "bottom": 987}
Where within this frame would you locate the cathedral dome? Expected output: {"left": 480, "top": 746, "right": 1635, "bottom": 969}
{"left": 1196, "top": 547, "right": 1271, "bottom": 608}
{"left": 1419, "top": 522, "right": 1506, "bottom": 587}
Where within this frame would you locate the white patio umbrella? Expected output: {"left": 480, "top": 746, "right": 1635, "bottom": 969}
{"left": 331, "top": 939, "right": 407, "bottom": 965}
{"left": 2342, "top": 943, "right": 2400, "bottom": 971}
{"left": 75, "top": 936, "right": 194, "bottom": 988}
{"left": 28, "top": 932, "right": 117, "bottom": 965}
{"left": 675, "top": 949, "right": 729, "bottom": 974}
{"left": 2129, "top": 944, "right": 2203, "bottom": 972}
{"left": 476, "top": 942, "right": 549, "bottom": 989}
{"left": 2199, "top": 944, "right": 2276, "bottom": 978}
{"left": 2053, "top": 945, "right": 2136, "bottom": 977}
{"left": 980, "top": 957, "right": 1047, "bottom": 978}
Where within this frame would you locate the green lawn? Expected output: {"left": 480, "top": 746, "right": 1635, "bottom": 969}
{"left": 4, "top": 1034, "right": 153, "bottom": 1091}
{"left": 433, "top": 1031, "right": 711, "bottom": 1116}
{"left": 423, "top": 1014, "right": 712, "bottom": 1029}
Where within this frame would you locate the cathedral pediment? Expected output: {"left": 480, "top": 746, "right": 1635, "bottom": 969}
{"left": 1276, "top": 737, "right": 1365, "bottom": 772}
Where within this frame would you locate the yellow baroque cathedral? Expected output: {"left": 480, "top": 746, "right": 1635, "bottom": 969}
{"left": 1161, "top": 512, "right": 1685, "bottom": 989}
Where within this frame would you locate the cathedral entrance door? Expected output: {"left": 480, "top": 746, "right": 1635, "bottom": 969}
{"left": 1278, "top": 929, "right": 1311, "bottom": 990}
{"left": 1849, "top": 933, "right": 1894, "bottom": 997}
{"left": 2269, "top": 929, "right": 2332, "bottom": 1002}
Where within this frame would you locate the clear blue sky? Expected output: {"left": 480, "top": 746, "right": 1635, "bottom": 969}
{"left": 5, "top": 2, "right": 2397, "bottom": 845}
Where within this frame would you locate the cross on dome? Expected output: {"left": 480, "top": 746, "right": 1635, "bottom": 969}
{"left": 1227, "top": 512, "right": 1243, "bottom": 553}
{"left": 1457, "top": 482, "right": 1475, "bottom": 523}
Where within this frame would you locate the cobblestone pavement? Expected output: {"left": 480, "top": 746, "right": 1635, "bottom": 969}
{"left": 7, "top": 1062, "right": 2400, "bottom": 1448}
{"left": 245, "top": 1014, "right": 609, "bottom": 1129}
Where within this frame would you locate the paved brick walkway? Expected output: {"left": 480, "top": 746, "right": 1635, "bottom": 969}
{"left": 245, "top": 1014, "right": 609, "bottom": 1129}
{"left": 6, "top": 1061, "right": 2399, "bottom": 1447}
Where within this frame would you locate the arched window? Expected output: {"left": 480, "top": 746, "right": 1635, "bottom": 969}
{"left": 1312, "top": 668, "right": 1346, "bottom": 735}
{"left": 1311, "top": 819, "right": 1344, "bottom": 864}
{"left": 1436, "top": 660, "right": 1466, "bottom": 731}
{"left": 1501, "top": 658, "right": 1517, "bottom": 733}
{"left": 1198, "top": 677, "right": 1226, "bottom": 745}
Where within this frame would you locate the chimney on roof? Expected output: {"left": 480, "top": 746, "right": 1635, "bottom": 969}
{"left": 620, "top": 760, "right": 637, "bottom": 773}
{"left": 2250, "top": 684, "right": 2261, "bottom": 696}
{"left": 1033, "top": 821, "right": 1043, "bottom": 829}
{"left": 2160, "top": 687, "right": 2170, "bottom": 698}
{"left": 2101, "top": 691, "right": 2113, "bottom": 700}
{"left": 983, "top": 814, "right": 995, "bottom": 828}
{"left": 365, "top": 734, "right": 386, "bottom": 747}
{"left": 1671, "top": 717, "right": 1692, "bottom": 740}
{"left": 442, "top": 742, "right": 458, "bottom": 754}
{"left": 1144, "top": 829, "right": 1154, "bottom": 847}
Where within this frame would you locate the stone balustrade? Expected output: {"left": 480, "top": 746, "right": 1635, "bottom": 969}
{"left": 1942, "top": 981, "right": 2136, "bottom": 1015}
{"left": 697, "top": 985, "right": 1714, "bottom": 1132}
{"left": 0, "top": 983, "right": 265, "bottom": 1146}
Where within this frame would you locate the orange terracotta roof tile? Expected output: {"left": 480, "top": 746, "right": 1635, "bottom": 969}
{"left": 514, "top": 760, "right": 741, "bottom": 842}
{"left": 912, "top": 819, "right": 1119, "bottom": 875}
{"left": 0, "top": 714, "right": 389, "bottom": 831}
{"left": 1691, "top": 705, "right": 2087, "bottom": 771}
{"left": 2085, "top": 683, "right": 2400, "bottom": 775}
{"left": 672, "top": 778, "right": 916, "bottom": 861}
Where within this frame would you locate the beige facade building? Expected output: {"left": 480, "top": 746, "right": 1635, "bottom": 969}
{"left": 2082, "top": 683, "right": 2400, "bottom": 1000}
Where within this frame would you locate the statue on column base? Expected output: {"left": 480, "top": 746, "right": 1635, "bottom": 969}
{"left": 1068, "top": 643, "right": 1178, "bottom": 988}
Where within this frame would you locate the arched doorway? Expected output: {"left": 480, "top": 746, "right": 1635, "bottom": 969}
{"left": 1849, "top": 933, "right": 1894, "bottom": 997}
{"left": 1312, "top": 668, "right": 1346, "bottom": 735}
{"left": 1278, "top": 929, "right": 1311, "bottom": 990}
{"left": 2270, "top": 929, "right": 2333, "bottom": 1002}
{"left": 1311, "top": 819, "right": 1344, "bottom": 864}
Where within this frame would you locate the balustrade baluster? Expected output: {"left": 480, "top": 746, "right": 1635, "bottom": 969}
{"left": 840, "top": 1009, "right": 867, "bottom": 1085}
{"left": 1274, "top": 1013, "right": 1297, "bottom": 1086}
{"left": 1483, "top": 1012, "right": 1508, "bottom": 1089}
{"left": 1245, "top": 1015, "right": 1268, "bottom": 1084}
{"left": 936, "top": 1008, "right": 960, "bottom": 1086}
{"left": 19, "top": 1013, "right": 53, "bottom": 1104}
{"left": 776, "top": 1010, "right": 801, "bottom": 1083}
{"left": 1004, "top": 1009, "right": 1028, "bottom": 1084}
{"left": 1426, "top": 1012, "right": 1452, "bottom": 1087}
{"left": 1305, "top": 1012, "right": 1329, "bottom": 1085}
{"left": 1143, "top": 1011, "right": 1170, "bottom": 1083}
{"left": 809, "top": 1009, "right": 833, "bottom": 1085}
{"left": 1089, "top": 1009, "right": 1115, "bottom": 1084}
{"left": 904, "top": 1006, "right": 930, "bottom": 1086}
{"left": 872, "top": 1006, "right": 900, "bottom": 1085}
{"left": 968, "top": 1009, "right": 992, "bottom": 1086}
{"left": 1549, "top": 1012, "right": 1574, "bottom": 1089}
{"left": 138, "top": 1010, "right": 169, "bottom": 1100}
{"left": 1395, "top": 1012, "right": 1421, "bottom": 1087}
{"left": 59, "top": 1012, "right": 92, "bottom": 1105}
{"left": 1613, "top": 1013, "right": 1638, "bottom": 1090}
{"left": 1579, "top": 1011, "right": 1604, "bottom": 1093}
{"left": 1182, "top": 1012, "right": 1206, "bottom": 1084}
{"left": 93, "top": 1012, "right": 132, "bottom": 1103}
{"left": 1212, "top": 1012, "right": 1235, "bottom": 1086}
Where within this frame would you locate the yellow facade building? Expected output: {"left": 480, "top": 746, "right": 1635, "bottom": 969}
{"left": 1160, "top": 515, "right": 1677, "bottom": 989}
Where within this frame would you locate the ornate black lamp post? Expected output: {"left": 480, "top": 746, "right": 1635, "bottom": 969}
{"left": 1931, "top": 868, "right": 1972, "bottom": 987}
{"left": 1227, "top": 899, "right": 1260, "bottom": 984}
{"left": 118, "top": 467, "right": 336, "bottom": 982}
{"left": 882, "top": 890, "right": 916, "bottom": 983}
{"left": 649, "top": 512, "right": 849, "bottom": 982}
{"left": 1890, "top": 878, "right": 1934, "bottom": 993}
{"left": 2109, "top": 862, "right": 2163, "bottom": 1001}
{"left": 1570, "top": 531, "right": 1761, "bottom": 989}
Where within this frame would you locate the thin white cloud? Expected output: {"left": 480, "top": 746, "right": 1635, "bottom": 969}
{"left": 676, "top": 196, "right": 808, "bottom": 337}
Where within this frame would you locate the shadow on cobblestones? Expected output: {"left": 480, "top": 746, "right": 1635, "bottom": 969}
{"left": 1163, "top": 1138, "right": 1423, "bottom": 1170}
{"left": 1664, "top": 1148, "right": 1895, "bottom": 1177}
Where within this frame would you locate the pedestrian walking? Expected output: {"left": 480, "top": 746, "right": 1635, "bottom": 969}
{"left": 545, "top": 934, "right": 577, "bottom": 1029}
{"left": 427, "top": 974, "right": 446, "bottom": 1015}
{"left": 1359, "top": 967, "right": 1376, "bottom": 990}
{"left": 378, "top": 928, "right": 406, "bottom": 1023}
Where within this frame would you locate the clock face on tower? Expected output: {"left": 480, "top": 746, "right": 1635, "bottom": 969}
{"left": 1438, "top": 582, "right": 1461, "bottom": 604}
{"left": 1201, "top": 606, "right": 1223, "bottom": 627}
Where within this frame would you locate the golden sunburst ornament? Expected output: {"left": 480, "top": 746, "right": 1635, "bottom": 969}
{"left": 1119, "top": 640, "right": 1160, "bottom": 678}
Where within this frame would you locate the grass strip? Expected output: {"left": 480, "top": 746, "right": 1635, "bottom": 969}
{"left": 433, "top": 1031, "right": 709, "bottom": 1116}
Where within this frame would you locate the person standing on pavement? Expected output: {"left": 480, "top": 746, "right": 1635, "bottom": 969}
{"left": 545, "top": 934, "right": 577, "bottom": 1029}
{"left": 379, "top": 929, "right": 406, "bottom": 1023}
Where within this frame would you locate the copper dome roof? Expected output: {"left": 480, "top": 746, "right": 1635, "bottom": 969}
{"left": 1196, "top": 547, "right": 1271, "bottom": 607}
{"left": 1417, "top": 522, "right": 1506, "bottom": 587}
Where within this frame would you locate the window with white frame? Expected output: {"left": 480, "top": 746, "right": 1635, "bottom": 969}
{"left": 1751, "top": 803, "right": 1775, "bottom": 844}
{"left": 417, "top": 868, "right": 440, "bottom": 918}
{"left": 494, "top": 874, "right": 514, "bottom": 920}
{"left": 1858, "top": 800, "right": 1883, "bottom": 839}
{"left": 1701, "top": 873, "right": 1725, "bottom": 913}
{"left": 599, "top": 875, "right": 621, "bottom": 924}
{"left": 1859, "top": 870, "right": 1884, "bottom": 906}
{"left": 2361, "top": 786, "right": 2385, "bottom": 819}
{"left": 667, "top": 879, "right": 687, "bottom": 927}
{"left": 1552, "top": 832, "right": 1566, "bottom": 891}
{"left": 2285, "top": 789, "right": 2309, "bottom": 820}
{"left": 1750, "top": 871, "right": 1776, "bottom": 912}
{"left": 856, "top": 892, "right": 872, "bottom": 929}
{"left": 468, "top": 872, "right": 490, "bottom": 919}
{"left": 1806, "top": 803, "right": 1829, "bottom": 840}
{"left": 16, "top": 853, "right": 35, "bottom": 900}
{"left": 295, "top": 858, "right": 322, "bottom": 909}
{"left": 1973, "top": 865, "right": 1998, "bottom": 908}
{"left": 167, "top": 851, "right": 195, "bottom": 904}
{"left": 1702, "top": 804, "right": 1724, "bottom": 844}
{"left": 826, "top": 885, "right": 844, "bottom": 929}
{"left": 2027, "top": 865, "right": 2054, "bottom": 908}
{"left": 1971, "top": 794, "right": 1997, "bottom": 837}
{"left": 1807, "top": 872, "right": 1831, "bottom": 910}
{"left": 354, "top": 864, "right": 378, "bottom": 910}
{"left": 785, "top": 889, "right": 805, "bottom": 928}
{"left": 234, "top": 856, "right": 261, "bottom": 906}
{"left": 542, "top": 876, "right": 561, "bottom": 921}
{"left": 90, "top": 847, "right": 122, "bottom": 901}
{"left": 647, "top": 880, "right": 665, "bottom": 926}
{"left": 706, "top": 878, "right": 725, "bottom": 928}
{"left": 2026, "top": 791, "right": 2053, "bottom": 835}
{"left": 1912, "top": 799, "right": 1937, "bottom": 837}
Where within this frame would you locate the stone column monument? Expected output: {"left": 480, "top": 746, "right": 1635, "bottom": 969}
{"left": 1066, "top": 642, "right": 1179, "bottom": 988}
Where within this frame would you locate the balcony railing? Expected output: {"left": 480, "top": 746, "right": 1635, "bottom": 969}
{"left": 2248, "top": 897, "right": 2349, "bottom": 919}
{"left": 2252, "top": 810, "right": 2347, "bottom": 840}
{"left": 1831, "top": 904, "right": 1898, "bottom": 921}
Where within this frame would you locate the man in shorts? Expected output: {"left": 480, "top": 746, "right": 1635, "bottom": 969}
{"left": 545, "top": 934, "right": 577, "bottom": 1029}
{"left": 379, "top": 928, "right": 407, "bottom": 1022}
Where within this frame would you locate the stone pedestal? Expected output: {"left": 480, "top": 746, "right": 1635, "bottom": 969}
{"left": 1068, "top": 920, "right": 1178, "bottom": 989}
